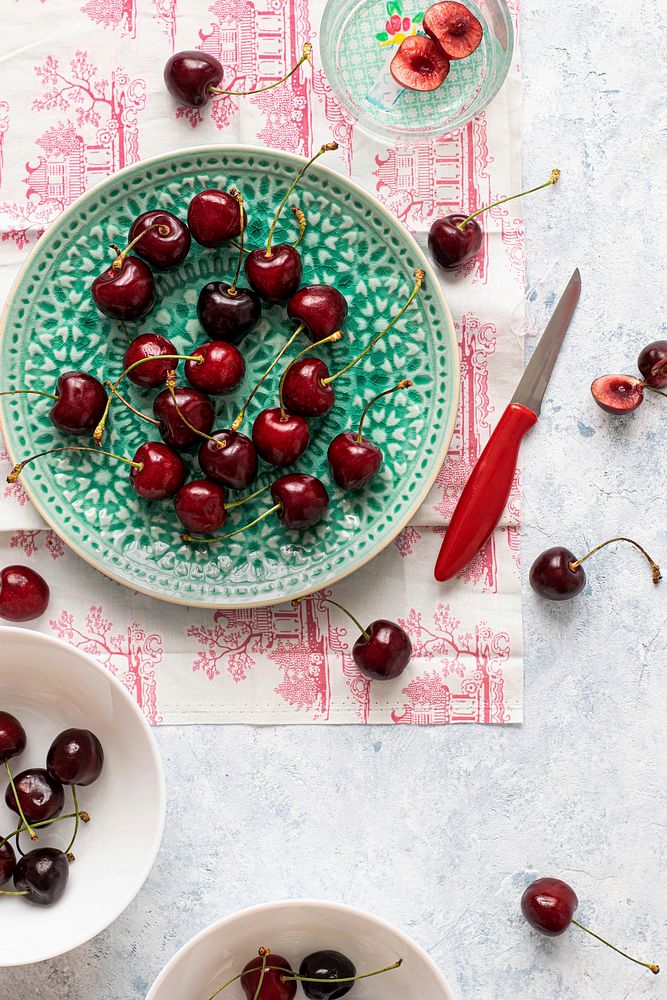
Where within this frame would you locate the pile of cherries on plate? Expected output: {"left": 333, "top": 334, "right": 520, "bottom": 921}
{"left": 4, "top": 140, "right": 424, "bottom": 553}
{"left": 0, "top": 711, "right": 103, "bottom": 906}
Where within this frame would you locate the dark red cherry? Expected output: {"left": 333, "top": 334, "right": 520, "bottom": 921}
{"left": 198, "top": 430, "right": 258, "bottom": 490}
{"left": 188, "top": 190, "right": 246, "bottom": 248}
{"left": 185, "top": 341, "right": 245, "bottom": 394}
{"left": 271, "top": 474, "right": 329, "bottom": 529}
{"left": 298, "top": 950, "right": 357, "bottom": 999}
{"left": 130, "top": 442, "right": 187, "bottom": 500}
{"left": 0, "top": 712, "right": 27, "bottom": 764}
{"left": 638, "top": 340, "right": 667, "bottom": 389}
{"left": 287, "top": 284, "right": 348, "bottom": 342}
{"left": 354, "top": 620, "right": 412, "bottom": 680}
{"left": 591, "top": 374, "right": 644, "bottom": 414}
{"left": 328, "top": 432, "right": 381, "bottom": 491}
{"left": 529, "top": 546, "right": 584, "bottom": 600}
{"left": 163, "top": 50, "right": 223, "bottom": 107}
{"left": 46, "top": 729, "right": 104, "bottom": 786}
{"left": 245, "top": 244, "right": 303, "bottom": 304}
{"left": 153, "top": 386, "right": 215, "bottom": 450}
{"left": 521, "top": 877, "right": 578, "bottom": 936}
{"left": 0, "top": 841, "right": 16, "bottom": 886}
{"left": 390, "top": 34, "right": 450, "bottom": 91}
{"left": 423, "top": 1, "right": 483, "bottom": 59}
{"left": 428, "top": 215, "right": 482, "bottom": 271}
{"left": 0, "top": 566, "right": 50, "bottom": 622}
{"left": 13, "top": 848, "right": 69, "bottom": 906}
{"left": 91, "top": 255, "right": 156, "bottom": 321}
{"left": 5, "top": 768, "right": 64, "bottom": 824}
{"left": 128, "top": 210, "right": 191, "bottom": 270}
{"left": 50, "top": 372, "right": 108, "bottom": 434}
{"left": 197, "top": 281, "right": 261, "bottom": 344}
{"left": 281, "top": 357, "right": 334, "bottom": 417}
{"left": 174, "top": 479, "right": 227, "bottom": 534}
{"left": 252, "top": 408, "right": 310, "bottom": 467}
{"left": 124, "top": 333, "right": 177, "bottom": 389}
{"left": 241, "top": 951, "right": 296, "bottom": 1000}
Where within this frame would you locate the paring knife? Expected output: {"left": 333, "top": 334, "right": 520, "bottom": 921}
{"left": 434, "top": 268, "right": 581, "bottom": 582}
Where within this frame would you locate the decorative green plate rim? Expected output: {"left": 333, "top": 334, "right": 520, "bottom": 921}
{"left": 0, "top": 145, "right": 459, "bottom": 609}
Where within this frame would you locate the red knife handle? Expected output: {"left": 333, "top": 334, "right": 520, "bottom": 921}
{"left": 434, "top": 403, "right": 538, "bottom": 582}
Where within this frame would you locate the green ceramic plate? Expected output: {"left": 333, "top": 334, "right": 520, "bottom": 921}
{"left": 0, "top": 146, "right": 458, "bottom": 608}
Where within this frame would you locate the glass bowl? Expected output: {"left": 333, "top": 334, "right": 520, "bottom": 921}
{"left": 320, "top": 0, "right": 513, "bottom": 143}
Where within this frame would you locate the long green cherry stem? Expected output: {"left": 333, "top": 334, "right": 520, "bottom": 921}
{"left": 227, "top": 189, "right": 245, "bottom": 295}
{"left": 283, "top": 957, "right": 403, "bottom": 986}
{"left": 265, "top": 140, "right": 338, "bottom": 258}
{"left": 182, "top": 504, "right": 281, "bottom": 545}
{"left": 356, "top": 379, "right": 413, "bottom": 442}
{"left": 643, "top": 383, "right": 667, "bottom": 398}
{"left": 231, "top": 326, "right": 305, "bottom": 431}
{"left": 94, "top": 353, "right": 203, "bottom": 445}
{"left": 0, "top": 810, "right": 90, "bottom": 851}
{"left": 64, "top": 786, "right": 80, "bottom": 856}
{"left": 251, "top": 947, "right": 270, "bottom": 1000}
{"left": 292, "top": 595, "right": 369, "bottom": 640}
{"left": 571, "top": 920, "right": 659, "bottom": 975}
{"left": 109, "top": 222, "right": 168, "bottom": 270}
{"left": 458, "top": 169, "right": 560, "bottom": 230}
{"left": 323, "top": 269, "right": 424, "bottom": 386}
{"left": 278, "top": 329, "right": 343, "bottom": 417}
{"left": 8, "top": 445, "right": 141, "bottom": 484}
{"left": 208, "top": 43, "right": 312, "bottom": 98}
{"left": 164, "top": 370, "right": 220, "bottom": 447}
{"left": 105, "top": 383, "right": 159, "bottom": 426}
{"left": 224, "top": 483, "right": 270, "bottom": 510}
{"left": 5, "top": 761, "right": 38, "bottom": 840}
{"left": 0, "top": 388, "right": 58, "bottom": 402}
{"left": 569, "top": 537, "right": 661, "bottom": 584}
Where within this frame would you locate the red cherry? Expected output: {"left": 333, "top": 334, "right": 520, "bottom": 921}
{"left": 240, "top": 951, "right": 296, "bottom": 1000}
{"left": 163, "top": 50, "right": 223, "bottom": 107}
{"left": 91, "top": 254, "right": 156, "bottom": 321}
{"left": 50, "top": 372, "right": 108, "bottom": 434}
{"left": 197, "top": 281, "right": 261, "bottom": 344}
{"left": 287, "top": 284, "right": 348, "bottom": 342}
{"left": 591, "top": 374, "right": 645, "bottom": 414}
{"left": 153, "top": 386, "right": 215, "bottom": 450}
{"left": 198, "top": 430, "right": 258, "bottom": 490}
{"left": 530, "top": 537, "right": 661, "bottom": 601}
{"left": 0, "top": 711, "right": 27, "bottom": 764}
{"left": 185, "top": 341, "right": 245, "bottom": 395}
{"left": 0, "top": 841, "right": 16, "bottom": 886}
{"left": 354, "top": 620, "right": 412, "bottom": 680}
{"left": 422, "top": 1, "right": 483, "bottom": 59}
{"left": 271, "top": 474, "right": 329, "bottom": 529}
{"left": 174, "top": 479, "right": 228, "bottom": 534}
{"left": 5, "top": 768, "right": 64, "bottom": 824}
{"left": 390, "top": 35, "right": 450, "bottom": 92}
{"left": 128, "top": 210, "right": 191, "bottom": 270}
{"left": 130, "top": 442, "right": 187, "bottom": 500}
{"left": 638, "top": 340, "right": 667, "bottom": 389}
{"left": 46, "top": 729, "right": 104, "bottom": 786}
{"left": 123, "top": 334, "right": 178, "bottom": 389}
{"left": 281, "top": 357, "right": 334, "bottom": 417}
{"left": 188, "top": 190, "right": 246, "bottom": 248}
{"left": 245, "top": 244, "right": 303, "bottom": 304}
{"left": 252, "top": 408, "right": 310, "bottom": 467}
{"left": 13, "top": 848, "right": 70, "bottom": 906}
{"left": 521, "top": 877, "right": 577, "bottom": 936}
{"left": 0, "top": 566, "right": 50, "bottom": 622}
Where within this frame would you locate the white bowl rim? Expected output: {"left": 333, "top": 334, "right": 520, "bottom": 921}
{"left": 146, "top": 897, "right": 456, "bottom": 999}
{"left": 0, "top": 625, "right": 167, "bottom": 967}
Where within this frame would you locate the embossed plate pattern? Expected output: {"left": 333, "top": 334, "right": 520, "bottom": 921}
{"left": 0, "top": 146, "right": 458, "bottom": 607}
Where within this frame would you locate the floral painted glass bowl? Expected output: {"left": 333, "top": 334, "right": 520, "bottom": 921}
{"left": 320, "top": 0, "right": 514, "bottom": 143}
{"left": 0, "top": 146, "right": 458, "bottom": 608}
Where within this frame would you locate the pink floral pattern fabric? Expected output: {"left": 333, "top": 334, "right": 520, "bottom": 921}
{"left": 0, "top": 0, "right": 524, "bottom": 724}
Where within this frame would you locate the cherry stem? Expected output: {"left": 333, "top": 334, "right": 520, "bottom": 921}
{"left": 357, "top": 379, "right": 413, "bottom": 443}
{"left": 228, "top": 189, "right": 245, "bottom": 294}
{"left": 643, "top": 383, "right": 667, "bottom": 398}
{"left": 208, "top": 42, "right": 312, "bottom": 99}
{"left": 324, "top": 270, "right": 424, "bottom": 386}
{"left": 292, "top": 595, "right": 370, "bottom": 641}
{"left": 0, "top": 811, "right": 89, "bottom": 851}
{"left": 119, "top": 320, "right": 131, "bottom": 341}
{"left": 64, "top": 786, "right": 80, "bottom": 855}
{"left": 94, "top": 353, "right": 202, "bottom": 445}
{"left": 0, "top": 388, "right": 59, "bottom": 402}
{"left": 571, "top": 920, "right": 659, "bottom": 974}
{"left": 110, "top": 223, "right": 169, "bottom": 270}
{"left": 0, "top": 889, "right": 30, "bottom": 896}
{"left": 4, "top": 761, "right": 37, "bottom": 841}
{"left": 164, "top": 370, "right": 219, "bottom": 447}
{"left": 252, "top": 948, "right": 270, "bottom": 1000}
{"left": 278, "top": 329, "right": 343, "bottom": 417}
{"left": 458, "top": 169, "right": 560, "bottom": 230}
{"left": 104, "top": 383, "right": 159, "bottom": 425}
{"left": 292, "top": 206, "right": 307, "bottom": 247}
{"left": 224, "top": 483, "right": 270, "bottom": 510}
{"left": 7, "top": 445, "right": 142, "bottom": 484}
{"left": 231, "top": 326, "right": 303, "bottom": 431}
{"left": 284, "top": 957, "right": 403, "bottom": 986}
{"left": 182, "top": 503, "right": 281, "bottom": 544}
{"left": 205, "top": 947, "right": 271, "bottom": 1000}
{"left": 569, "top": 537, "right": 661, "bottom": 584}
{"left": 265, "top": 140, "right": 338, "bottom": 257}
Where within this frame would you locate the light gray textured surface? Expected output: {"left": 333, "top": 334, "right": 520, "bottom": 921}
{"left": 2, "top": 2, "right": 667, "bottom": 997}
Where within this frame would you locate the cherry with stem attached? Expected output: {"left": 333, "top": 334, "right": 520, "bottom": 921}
{"left": 287, "top": 284, "right": 348, "bottom": 343}
{"left": 590, "top": 374, "right": 667, "bottom": 414}
{"left": 328, "top": 379, "right": 413, "bottom": 490}
{"left": 128, "top": 210, "right": 191, "bottom": 270}
{"left": 0, "top": 372, "right": 108, "bottom": 435}
{"left": 174, "top": 480, "right": 269, "bottom": 535}
{"left": 199, "top": 430, "right": 258, "bottom": 491}
{"left": 293, "top": 596, "right": 412, "bottom": 680}
{"left": 245, "top": 142, "right": 338, "bottom": 303}
{"left": 428, "top": 170, "right": 560, "bottom": 271}
{"left": 0, "top": 712, "right": 39, "bottom": 843}
{"left": 521, "top": 877, "right": 659, "bottom": 974}
{"left": 252, "top": 331, "right": 343, "bottom": 467}
{"left": 153, "top": 371, "right": 215, "bottom": 451}
{"left": 91, "top": 229, "right": 161, "bottom": 320}
{"left": 164, "top": 43, "right": 312, "bottom": 109}
{"left": 282, "top": 270, "right": 424, "bottom": 418}
{"left": 529, "top": 537, "right": 661, "bottom": 601}
{"left": 638, "top": 340, "right": 667, "bottom": 389}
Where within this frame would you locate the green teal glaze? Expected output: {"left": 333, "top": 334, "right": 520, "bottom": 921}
{"left": 0, "top": 147, "right": 458, "bottom": 607}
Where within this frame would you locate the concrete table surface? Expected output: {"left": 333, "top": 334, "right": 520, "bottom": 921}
{"left": 3, "top": 2, "right": 666, "bottom": 997}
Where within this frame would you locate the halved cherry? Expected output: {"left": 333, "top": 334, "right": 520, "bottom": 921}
{"left": 423, "top": 1, "right": 484, "bottom": 60}
{"left": 390, "top": 35, "right": 450, "bottom": 91}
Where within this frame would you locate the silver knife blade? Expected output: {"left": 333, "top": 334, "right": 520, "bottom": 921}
{"left": 511, "top": 268, "right": 581, "bottom": 414}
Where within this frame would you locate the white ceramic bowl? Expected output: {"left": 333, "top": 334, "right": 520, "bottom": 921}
{"left": 0, "top": 627, "right": 165, "bottom": 966}
{"left": 147, "top": 899, "right": 456, "bottom": 1000}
